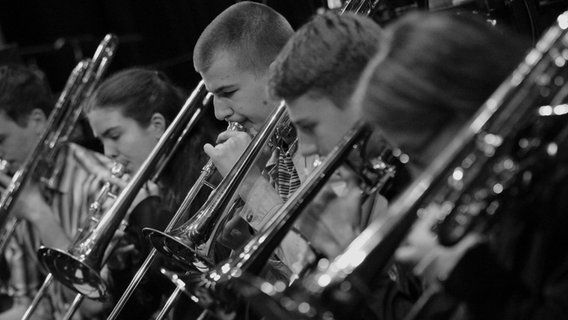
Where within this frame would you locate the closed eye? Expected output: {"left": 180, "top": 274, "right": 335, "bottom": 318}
{"left": 219, "top": 89, "right": 237, "bottom": 98}
{"left": 296, "top": 122, "right": 316, "bottom": 134}
{"left": 101, "top": 128, "right": 121, "bottom": 141}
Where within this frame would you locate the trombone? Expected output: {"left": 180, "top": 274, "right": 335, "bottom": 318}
{"left": 144, "top": 0, "right": 380, "bottom": 269}
{"left": 188, "top": 120, "right": 397, "bottom": 315}
{"left": 22, "top": 162, "right": 125, "bottom": 320}
{"left": 144, "top": 101, "right": 290, "bottom": 271}
{"left": 339, "top": 0, "right": 380, "bottom": 16}
{"left": 0, "top": 34, "right": 118, "bottom": 254}
{"left": 13, "top": 33, "right": 119, "bottom": 320}
{"left": 104, "top": 121, "right": 243, "bottom": 320}
{"left": 140, "top": 2, "right": 386, "bottom": 318}
{"left": 108, "top": 101, "right": 285, "bottom": 320}
{"left": 232, "top": 10, "right": 568, "bottom": 320}
{"left": 36, "top": 80, "right": 210, "bottom": 304}
{"left": 119, "top": 102, "right": 290, "bottom": 320}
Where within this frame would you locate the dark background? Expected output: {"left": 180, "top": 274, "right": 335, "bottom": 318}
{"left": 0, "top": 0, "right": 324, "bottom": 92}
{"left": 0, "top": 0, "right": 566, "bottom": 159}
{"left": 1, "top": 0, "right": 566, "bottom": 93}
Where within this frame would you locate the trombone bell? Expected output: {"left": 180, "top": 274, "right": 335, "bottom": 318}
{"left": 144, "top": 121, "right": 245, "bottom": 271}
{"left": 144, "top": 109, "right": 277, "bottom": 272}
{"left": 37, "top": 247, "right": 109, "bottom": 299}
{"left": 144, "top": 228, "right": 210, "bottom": 271}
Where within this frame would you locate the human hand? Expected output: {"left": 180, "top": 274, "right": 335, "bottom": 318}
{"left": 0, "top": 172, "right": 50, "bottom": 223}
{"left": 395, "top": 204, "right": 483, "bottom": 287}
{"left": 296, "top": 179, "right": 363, "bottom": 258}
{"left": 204, "top": 131, "right": 252, "bottom": 177}
{"left": 106, "top": 173, "right": 129, "bottom": 192}
{"left": 218, "top": 214, "right": 253, "bottom": 251}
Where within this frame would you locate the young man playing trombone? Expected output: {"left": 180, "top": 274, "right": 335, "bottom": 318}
{"left": 268, "top": 11, "right": 390, "bottom": 256}
{"left": 266, "top": 11, "right": 420, "bottom": 320}
{"left": 193, "top": 1, "right": 317, "bottom": 279}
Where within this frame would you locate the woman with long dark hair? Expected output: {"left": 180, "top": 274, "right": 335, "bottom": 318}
{"left": 84, "top": 68, "right": 221, "bottom": 319}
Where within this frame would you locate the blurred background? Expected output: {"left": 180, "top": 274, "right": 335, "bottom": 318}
{"left": 0, "top": 0, "right": 323, "bottom": 91}
{"left": 1, "top": 0, "right": 566, "bottom": 93}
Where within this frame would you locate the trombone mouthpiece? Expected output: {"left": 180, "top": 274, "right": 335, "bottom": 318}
{"left": 110, "top": 162, "right": 126, "bottom": 178}
{"left": 227, "top": 121, "right": 245, "bottom": 132}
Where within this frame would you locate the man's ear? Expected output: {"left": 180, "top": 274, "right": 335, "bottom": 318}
{"left": 28, "top": 109, "right": 48, "bottom": 135}
{"left": 149, "top": 113, "right": 167, "bottom": 140}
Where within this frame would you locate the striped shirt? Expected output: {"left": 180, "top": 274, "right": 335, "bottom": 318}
{"left": 1, "top": 143, "right": 156, "bottom": 320}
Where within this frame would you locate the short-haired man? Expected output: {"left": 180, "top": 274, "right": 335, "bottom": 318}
{"left": 194, "top": 1, "right": 315, "bottom": 277}
{"left": 268, "top": 10, "right": 394, "bottom": 257}
{"left": 266, "top": 11, "right": 419, "bottom": 320}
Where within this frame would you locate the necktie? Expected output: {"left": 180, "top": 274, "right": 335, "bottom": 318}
{"left": 266, "top": 121, "right": 301, "bottom": 202}
{"left": 275, "top": 149, "right": 301, "bottom": 202}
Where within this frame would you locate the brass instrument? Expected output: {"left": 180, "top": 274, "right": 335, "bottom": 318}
{"left": 339, "top": 0, "right": 380, "bottom": 16}
{"left": 36, "top": 81, "right": 210, "bottom": 300}
{"left": 134, "top": 102, "right": 297, "bottom": 320}
{"left": 233, "top": 11, "right": 568, "bottom": 320}
{"left": 0, "top": 62, "right": 86, "bottom": 253}
{"left": 104, "top": 121, "right": 242, "bottom": 320}
{"left": 155, "top": 268, "right": 195, "bottom": 320}
{"left": 141, "top": 2, "right": 385, "bottom": 318}
{"left": 0, "top": 157, "right": 15, "bottom": 255}
{"left": 143, "top": 0, "right": 381, "bottom": 274}
{"left": 145, "top": 101, "right": 290, "bottom": 270}
{"left": 178, "top": 121, "right": 395, "bottom": 316}
{"left": 0, "top": 34, "right": 118, "bottom": 254}
{"left": 22, "top": 163, "right": 124, "bottom": 320}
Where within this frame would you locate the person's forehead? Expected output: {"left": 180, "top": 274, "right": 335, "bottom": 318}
{"left": 89, "top": 107, "right": 123, "bottom": 120}
{"left": 88, "top": 107, "right": 129, "bottom": 131}
{"left": 202, "top": 52, "right": 239, "bottom": 80}
{"left": 287, "top": 96, "right": 321, "bottom": 123}
{"left": 202, "top": 51, "right": 258, "bottom": 89}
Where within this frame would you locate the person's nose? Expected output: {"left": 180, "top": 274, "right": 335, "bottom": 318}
{"left": 297, "top": 132, "right": 318, "bottom": 158}
{"left": 213, "top": 96, "right": 234, "bottom": 121}
{"left": 103, "top": 142, "right": 119, "bottom": 160}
